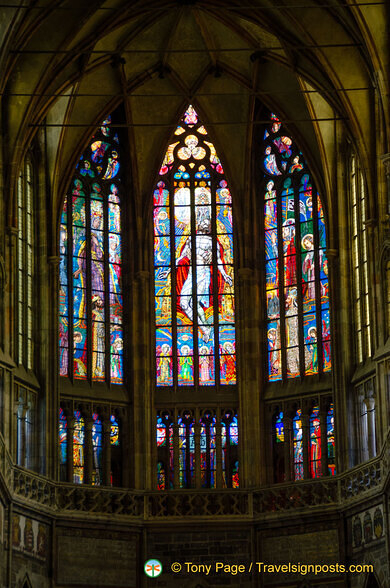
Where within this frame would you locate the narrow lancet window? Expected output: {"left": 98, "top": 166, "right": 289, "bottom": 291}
{"left": 263, "top": 113, "right": 331, "bottom": 381}
{"left": 59, "top": 115, "right": 123, "bottom": 384}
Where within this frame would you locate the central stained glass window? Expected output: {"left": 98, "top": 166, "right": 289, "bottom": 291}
{"left": 154, "top": 105, "right": 236, "bottom": 387}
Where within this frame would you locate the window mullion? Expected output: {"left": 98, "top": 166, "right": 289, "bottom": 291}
{"left": 170, "top": 173, "right": 178, "bottom": 389}
{"left": 294, "top": 180, "right": 304, "bottom": 377}
{"left": 277, "top": 185, "right": 286, "bottom": 380}
{"left": 313, "top": 186, "right": 324, "bottom": 374}
{"left": 103, "top": 190, "right": 110, "bottom": 385}
{"left": 86, "top": 194, "right": 92, "bottom": 382}
{"left": 68, "top": 188, "right": 74, "bottom": 382}
{"left": 190, "top": 170, "right": 199, "bottom": 388}
{"left": 211, "top": 171, "right": 220, "bottom": 389}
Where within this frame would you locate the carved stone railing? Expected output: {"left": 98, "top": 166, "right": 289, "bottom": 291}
{"left": 14, "top": 468, "right": 56, "bottom": 508}
{"left": 252, "top": 477, "right": 338, "bottom": 515}
{"left": 339, "top": 429, "right": 390, "bottom": 502}
{"left": 147, "top": 490, "right": 249, "bottom": 518}
{"left": 56, "top": 484, "right": 143, "bottom": 516}
{"left": 1, "top": 430, "right": 388, "bottom": 520}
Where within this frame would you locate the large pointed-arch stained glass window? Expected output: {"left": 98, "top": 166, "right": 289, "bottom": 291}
{"left": 59, "top": 115, "right": 123, "bottom": 384}
{"left": 154, "top": 105, "right": 236, "bottom": 387}
{"left": 262, "top": 113, "right": 331, "bottom": 381}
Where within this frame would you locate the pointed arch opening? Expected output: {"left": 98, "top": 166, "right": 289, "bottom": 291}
{"left": 154, "top": 105, "right": 236, "bottom": 389}
{"left": 59, "top": 112, "right": 123, "bottom": 385}
{"left": 262, "top": 111, "right": 331, "bottom": 381}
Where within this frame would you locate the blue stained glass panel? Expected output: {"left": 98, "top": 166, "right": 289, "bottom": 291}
{"left": 108, "top": 203, "right": 121, "bottom": 233}
{"left": 59, "top": 408, "right": 67, "bottom": 464}
{"left": 265, "top": 229, "right": 278, "bottom": 261}
{"left": 154, "top": 207, "right": 170, "bottom": 236}
{"left": 275, "top": 412, "right": 284, "bottom": 442}
{"left": 108, "top": 233, "right": 121, "bottom": 263}
{"left": 110, "top": 415, "right": 119, "bottom": 446}
{"left": 216, "top": 206, "right": 233, "bottom": 233}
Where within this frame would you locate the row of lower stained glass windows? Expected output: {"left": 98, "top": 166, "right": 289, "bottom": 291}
{"left": 59, "top": 408, "right": 119, "bottom": 485}
{"left": 275, "top": 404, "right": 335, "bottom": 479}
{"left": 157, "top": 411, "right": 238, "bottom": 489}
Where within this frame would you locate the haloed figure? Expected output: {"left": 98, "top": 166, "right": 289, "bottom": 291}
{"left": 176, "top": 216, "right": 232, "bottom": 343}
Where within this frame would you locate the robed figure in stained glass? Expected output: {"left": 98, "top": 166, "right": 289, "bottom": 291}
{"left": 262, "top": 111, "right": 331, "bottom": 380}
{"left": 176, "top": 212, "right": 232, "bottom": 344}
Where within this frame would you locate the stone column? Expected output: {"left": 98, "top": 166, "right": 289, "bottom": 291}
{"left": 20, "top": 404, "right": 28, "bottom": 468}
{"left": 236, "top": 267, "right": 262, "bottom": 487}
{"left": 364, "top": 396, "right": 376, "bottom": 459}
{"left": 381, "top": 153, "right": 390, "bottom": 216}
{"left": 132, "top": 270, "right": 153, "bottom": 490}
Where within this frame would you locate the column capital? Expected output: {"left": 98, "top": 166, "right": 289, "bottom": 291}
{"left": 380, "top": 153, "right": 390, "bottom": 175}
{"left": 48, "top": 255, "right": 60, "bottom": 268}
{"left": 135, "top": 270, "right": 151, "bottom": 283}
{"left": 237, "top": 267, "right": 255, "bottom": 280}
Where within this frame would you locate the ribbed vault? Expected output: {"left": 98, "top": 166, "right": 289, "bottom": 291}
{"left": 0, "top": 0, "right": 388, "bottom": 244}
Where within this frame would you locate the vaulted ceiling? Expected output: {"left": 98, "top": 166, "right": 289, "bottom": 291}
{"left": 0, "top": 0, "right": 388, "bottom": 240}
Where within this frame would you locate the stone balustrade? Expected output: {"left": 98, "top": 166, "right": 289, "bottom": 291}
{"left": 1, "top": 430, "right": 388, "bottom": 520}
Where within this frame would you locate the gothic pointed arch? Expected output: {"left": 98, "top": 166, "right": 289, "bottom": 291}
{"left": 59, "top": 112, "right": 123, "bottom": 385}
{"left": 153, "top": 105, "right": 236, "bottom": 389}
{"left": 261, "top": 111, "right": 331, "bottom": 381}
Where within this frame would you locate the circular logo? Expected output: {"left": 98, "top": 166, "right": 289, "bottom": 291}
{"left": 144, "top": 559, "right": 163, "bottom": 578}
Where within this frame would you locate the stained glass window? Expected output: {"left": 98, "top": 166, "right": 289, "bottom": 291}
{"left": 263, "top": 112, "right": 331, "bottom": 380}
{"left": 59, "top": 407, "right": 67, "bottom": 480}
{"left": 309, "top": 406, "right": 321, "bottom": 478}
{"left": 92, "top": 413, "right": 103, "bottom": 485}
{"left": 200, "top": 412, "right": 216, "bottom": 488}
{"left": 350, "top": 154, "right": 371, "bottom": 363}
{"left": 178, "top": 412, "right": 195, "bottom": 488}
{"left": 275, "top": 411, "right": 284, "bottom": 443}
{"left": 17, "top": 156, "right": 34, "bottom": 370}
{"left": 73, "top": 410, "right": 84, "bottom": 484}
{"left": 110, "top": 415, "right": 119, "bottom": 446}
{"left": 327, "top": 403, "right": 336, "bottom": 475}
{"left": 154, "top": 105, "right": 236, "bottom": 388}
{"left": 221, "top": 411, "right": 239, "bottom": 488}
{"left": 293, "top": 409, "right": 303, "bottom": 480}
{"left": 156, "top": 410, "right": 238, "bottom": 489}
{"left": 59, "top": 115, "right": 123, "bottom": 384}
{"left": 156, "top": 413, "right": 174, "bottom": 490}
